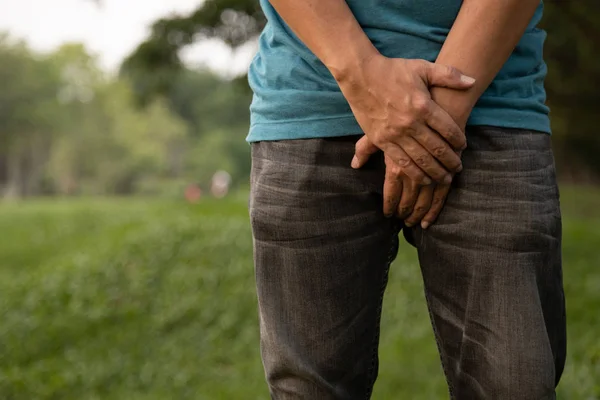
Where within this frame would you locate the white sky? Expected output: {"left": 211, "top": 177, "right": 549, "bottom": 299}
{"left": 0, "top": 0, "right": 256, "bottom": 76}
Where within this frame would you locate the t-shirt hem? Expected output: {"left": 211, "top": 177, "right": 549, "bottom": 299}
{"left": 467, "top": 111, "right": 551, "bottom": 135}
{"left": 246, "top": 112, "right": 551, "bottom": 142}
{"left": 247, "top": 116, "right": 363, "bottom": 142}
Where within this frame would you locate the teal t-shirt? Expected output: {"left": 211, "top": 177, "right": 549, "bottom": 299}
{"left": 247, "top": 0, "right": 550, "bottom": 142}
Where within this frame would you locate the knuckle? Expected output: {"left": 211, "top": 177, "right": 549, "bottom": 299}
{"left": 388, "top": 164, "right": 402, "bottom": 176}
{"left": 396, "top": 157, "right": 412, "bottom": 168}
{"left": 443, "top": 122, "right": 458, "bottom": 134}
{"left": 406, "top": 169, "right": 425, "bottom": 182}
{"left": 371, "top": 134, "right": 385, "bottom": 147}
{"left": 399, "top": 207, "right": 411, "bottom": 216}
{"left": 414, "top": 206, "right": 427, "bottom": 215}
{"left": 432, "top": 146, "right": 447, "bottom": 158}
{"left": 411, "top": 95, "right": 431, "bottom": 115}
{"left": 404, "top": 124, "right": 419, "bottom": 137}
{"left": 443, "top": 128, "right": 457, "bottom": 142}
{"left": 414, "top": 155, "right": 429, "bottom": 167}
{"left": 396, "top": 117, "right": 418, "bottom": 131}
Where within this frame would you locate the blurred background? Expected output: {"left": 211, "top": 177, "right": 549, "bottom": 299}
{"left": 0, "top": 0, "right": 598, "bottom": 399}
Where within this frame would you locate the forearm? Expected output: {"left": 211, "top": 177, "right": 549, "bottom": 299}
{"left": 267, "top": 0, "right": 378, "bottom": 80}
{"left": 431, "top": 0, "right": 542, "bottom": 126}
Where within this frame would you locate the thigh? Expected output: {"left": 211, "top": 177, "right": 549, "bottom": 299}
{"left": 250, "top": 137, "right": 400, "bottom": 399}
{"left": 414, "top": 127, "right": 566, "bottom": 400}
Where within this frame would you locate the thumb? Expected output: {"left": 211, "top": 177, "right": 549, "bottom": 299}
{"left": 352, "top": 136, "right": 379, "bottom": 169}
{"left": 423, "top": 62, "right": 476, "bottom": 89}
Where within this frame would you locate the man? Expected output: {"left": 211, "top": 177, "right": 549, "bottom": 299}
{"left": 247, "top": 0, "right": 566, "bottom": 399}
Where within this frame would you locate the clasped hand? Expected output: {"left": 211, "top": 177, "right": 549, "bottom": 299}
{"left": 337, "top": 55, "right": 472, "bottom": 229}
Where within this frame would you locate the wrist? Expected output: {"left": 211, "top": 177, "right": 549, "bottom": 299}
{"left": 326, "top": 36, "right": 380, "bottom": 85}
{"left": 430, "top": 87, "right": 473, "bottom": 130}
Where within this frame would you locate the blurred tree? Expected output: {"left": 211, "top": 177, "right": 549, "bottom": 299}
{"left": 0, "top": 35, "right": 64, "bottom": 197}
{"left": 121, "top": 0, "right": 264, "bottom": 103}
{"left": 43, "top": 43, "right": 106, "bottom": 195}
{"left": 168, "top": 69, "right": 251, "bottom": 136}
{"left": 0, "top": 32, "right": 252, "bottom": 198}
{"left": 47, "top": 79, "right": 188, "bottom": 195}
{"left": 541, "top": 1, "right": 600, "bottom": 180}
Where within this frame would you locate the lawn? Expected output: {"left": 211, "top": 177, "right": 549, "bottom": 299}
{"left": 0, "top": 187, "right": 598, "bottom": 399}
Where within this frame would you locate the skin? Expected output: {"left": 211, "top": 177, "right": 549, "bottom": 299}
{"left": 268, "top": 0, "right": 542, "bottom": 228}
{"left": 353, "top": 0, "right": 543, "bottom": 228}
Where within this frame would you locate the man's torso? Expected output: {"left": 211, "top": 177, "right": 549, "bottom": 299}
{"left": 247, "top": 0, "right": 549, "bottom": 142}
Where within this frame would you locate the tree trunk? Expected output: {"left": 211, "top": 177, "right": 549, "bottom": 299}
{"left": 24, "top": 133, "right": 51, "bottom": 196}
{"left": 3, "top": 144, "right": 24, "bottom": 199}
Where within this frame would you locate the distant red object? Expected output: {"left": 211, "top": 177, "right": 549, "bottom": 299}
{"left": 185, "top": 184, "right": 202, "bottom": 203}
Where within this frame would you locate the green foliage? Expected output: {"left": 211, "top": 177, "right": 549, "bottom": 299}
{"left": 0, "top": 198, "right": 263, "bottom": 399}
{"left": 0, "top": 35, "right": 64, "bottom": 197}
{"left": 541, "top": 1, "right": 600, "bottom": 179}
{"left": 121, "top": 0, "right": 264, "bottom": 102}
{"left": 0, "top": 187, "right": 599, "bottom": 399}
{"left": 168, "top": 69, "right": 251, "bottom": 135}
{"left": 0, "top": 36, "right": 250, "bottom": 198}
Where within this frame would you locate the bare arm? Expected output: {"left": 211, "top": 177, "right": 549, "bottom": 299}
{"left": 412, "top": 0, "right": 544, "bottom": 228}
{"left": 265, "top": 1, "right": 377, "bottom": 79}
{"left": 268, "top": 0, "right": 477, "bottom": 185}
{"left": 431, "top": 0, "right": 543, "bottom": 127}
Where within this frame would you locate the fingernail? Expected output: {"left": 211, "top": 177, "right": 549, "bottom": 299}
{"left": 351, "top": 156, "right": 360, "bottom": 169}
{"left": 422, "top": 177, "right": 432, "bottom": 185}
{"left": 421, "top": 221, "right": 430, "bottom": 230}
{"left": 405, "top": 221, "right": 414, "bottom": 227}
{"left": 384, "top": 213, "right": 393, "bottom": 219}
{"left": 461, "top": 75, "right": 476, "bottom": 84}
{"left": 456, "top": 164, "right": 463, "bottom": 173}
{"left": 460, "top": 143, "right": 467, "bottom": 151}
{"left": 443, "top": 175, "right": 453, "bottom": 185}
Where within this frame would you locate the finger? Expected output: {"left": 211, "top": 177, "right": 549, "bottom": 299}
{"left": 413, "top": 126, "right": 463, "bottom": 174}
{"left": 380, "top": 144, "right": 432, "bottom": 186}
{"left": 396, "top": 178, "right": 420, "bottom": 219}
{"left": 404, "top": 184, "right": 435, "bottom": 227}
{"left": 352, "top": 136, "right": 380, "bottom": 169}
{"left": 383, "top": 162, "right": 403, "bottom": 217}
{"left": 420, "top": 61, "right": 476, "bottom": 89}
{"left": 396, "top": 136, "right": 452, "bottom": 184}
{"left": 426, "top": 102, "right": 468, "bottom": 151}
{"left": 421, "top": 183, "right": 452, "bottom": 229}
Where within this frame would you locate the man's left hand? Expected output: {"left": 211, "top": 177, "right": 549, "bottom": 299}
{"left": 353, "top": 135, "right": 453, "bottom": 229}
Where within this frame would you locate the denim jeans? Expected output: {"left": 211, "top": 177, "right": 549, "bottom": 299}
{"left": 249, "top": 126, "right": 566, "bottom": 399}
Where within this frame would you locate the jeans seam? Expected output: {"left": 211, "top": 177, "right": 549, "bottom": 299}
{"left": 418, "top": 227, "right": 456, "bottom": 399}
{"left": 364, "top": 222, "right": 400, "bottom": 399}
{"left": 423, "top": 290, "right": 456, "bottom": 400}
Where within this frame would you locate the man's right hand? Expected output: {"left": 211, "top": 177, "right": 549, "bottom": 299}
{"left": 340, "top": 55, "right": 474, "bottom": 185}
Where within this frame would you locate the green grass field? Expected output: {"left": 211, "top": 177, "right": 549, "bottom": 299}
{"left": 0, "top": 187, "right": 599, "bottom": 399}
